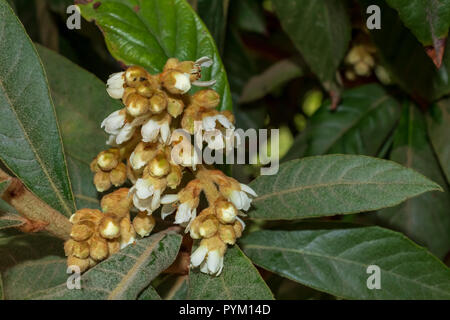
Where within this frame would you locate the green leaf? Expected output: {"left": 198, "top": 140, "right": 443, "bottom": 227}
{"left": 37, "top": 45, "right": 123, "bottom": 209}
{"left": 78, "top": 0, "right": 232, "bottom": 112}
{"left": 231, "top": 0, "right": 266, "bottom": 35}
{"left": 272, "top": 0, "right": 351, "bottom": 82}
{"left": 0, "top": 0, "right": 75, "bottom": 217}
{"left": 427, "top": 99, "right": 450, "bottom": 184}
{"left": 33, "top": 230, "right": 182, "bottom": 300}
{"left": 240, "top": 58, "right": 304, "bottom": 104}
{"left": 360, "top": 0, "right": 450, "bottom": 101}
{"left": 241, "top": 225, "right": 450, "bottom": 299}
{"left": 196, "top": 0, "right": 229, "bottom": 53}
{"left": 378, "top": 105, "right": 450, "bottom": 259}
{"left": 138, "top": 285, "right": 162, "bottom": 300}
{"left": 188, "top": 245, "right": 273, "bottom": 300}
{"left": 0, "top": 229, "right": 67, "bottom": 300}
{"left": 385, "top": 0, "right": 450, "bottom": 47}
{"left": 249, "top": 154, "right": 442, "bottom": 220}
{"left": 284, "top": 84, "right": 401, "bottom": 161}
{"left": 0, "top": 213, "right": 25, "bottom": 230}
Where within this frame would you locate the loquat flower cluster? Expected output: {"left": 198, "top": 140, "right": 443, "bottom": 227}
{"left": 65, "top": 57, "right": 257, "bottom": 276}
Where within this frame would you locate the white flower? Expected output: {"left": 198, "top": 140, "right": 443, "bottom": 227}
{"left": 202, "top": 114, "right": 234, "bottom": 131}
{"left": 173, "top": 72, "right": 191, "bottom": 94}
{"left": 101, "top": 110, "right": 126, "bottom": 135}
{"left": 129, "top": 179, "right": 162, "bottom": 214}
{"left": 191, "top": 57, "right": 217, "bottom": 87}
{"left": 190, "top": 244, "right": 224, "bottom": 276}
{"left": 106, "top": 72, "right": 125, "bottom": 99}
{"left": 229, "top": 183, "right": 257, "bottom": 211}
{"left": 141, "top": 116, "right": 171, "bottom": 144}
{"left": 160, "top": 194, "right": 197, "bottom": 226}
{"left": 120, "top": 236, "right": 136, "bottom": 250}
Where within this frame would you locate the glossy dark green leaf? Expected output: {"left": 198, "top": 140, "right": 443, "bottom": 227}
{"left": 188, "top": 245, "right": 273, "bottom": 300}
{"left": 378, "top": 105, "right": 450, "bottom": 259}
{"left": 385, "top": 0, "right": 450, "bottom": 46}
{"left": 427, "top": 99, "right": 450, "bottom": 184}
{"left": 284, "top": 84, "right": 401, "bottom": 161}
{"left": 33, "top": 231, "right": 182, "bottom": 300}
{"left": 240, "top": 58, "right": 304, "bottom": 104}
{"left": 241, "top": 226, "right": 450, "bottom": 299}
{"left": 37, "top": 45, "right": 122, "bottom": 210}
{"left": 0, "top": 0, "right": 75, "bottom": 217}
{"left": 78, "top": 0, "right": 232, "bottom": 112}
{"left": 360, "top": 0, "right": 450, "bottom": 101}
{"left": 249, "top": 154, "right": 442, "bottom": 220}
{"left": 272, "top": 0, "right": 351, "bottom": 82}
{"left": 196, "top": 0, "right": 229, "bottom": 53}
{"left": 0, "top": 229, "right": 67, "bottom": 300}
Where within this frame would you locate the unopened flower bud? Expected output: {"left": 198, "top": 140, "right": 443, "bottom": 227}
{"left": 99, "top": 215, "right": 121, "bottom": 240}
{"left": 93, "top": 171, "right": 112, "bottom": 192}
{"left": 89, "top": 235, "right": 109, "bottom": 261}
{"left": 101, "top": 188, "right": 132, "bottom": 219}
{"left": 71, "top": 220, "right": 95, "bottom": 241}
{"left": 161, "top": 70, "right": 191, "bottom": 94}
{"left": 149, "top": 90, "right": 168, "bottom": 113}
{"left": 215, "top": 200, "right": 237, "bottom": 224}
{"left": 354, "top": 61, "right": 370, "bottom": 76}
{"left": 125, "top": 93, "right": 150, "bottom": 117}
{"left": 192, "top": 89, "right": 220, "bottom": 109}
{"left": 133, "top": 212, "right": 156, "bottom": 237}
{"left": 97, "top": 149, "right": 120, "bottom": 171}
{"left": 64, "top": 239, "right": 75, "bottom": 256}
{"left": 167, "top": 96, "right": 184, "bottom": 118}
{"left": 110, "top": 162, "right": 127, "bottom": 187}
{"left": 107, "top": 240, "right": 121, "bottom": 255}
{"left": 71, "top": 240, "right": 91, "bottom": 259}
{"left": 120, "top": 215, "right": 136, "bottom": 249}
{"left": 70, "top": 208, "right": 103, "bottom": 225}
{"left": 122, "top": 87, "right": 137, "bottom": 102}
{"left": 233, "top": 219, "right": 244, "bottom": 238}
{"left": 136, "top": 80, "right": 155, "bottom": 97}
{"left": 148, "top": 154, "right": 170, "bottom": 177}
{"left": 167, "top": 165, "right": 182, "bottom": 189}
{"left": 67, "top": 255, "right": 90, "bottom": 273}
{"left": 125, "top": 66, "right": 148, "bottom": 87}
{"left": 199, "top": 216, "right": 219, "bottom": 238}
{"left": 218, "top": 224, "right": 236, "bottom": 245}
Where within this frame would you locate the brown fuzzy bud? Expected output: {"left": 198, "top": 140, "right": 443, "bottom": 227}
{"left": 89, "top": 235, "right": 109, "bottom": 261}
{"left": 70, "top": 209, "right": 103, "bottom": 225}
{"left": 136, "top": 80, "right": 155, "bottom": 98}
{"left": 64, "top": 239, "right": 75, "bottom": 256}
{"left": 125, "top": 66, "right": 148, "bottom": 87}
{"left": 93, "top": 171, "right": 112, "bottom": 192}
{"left": 133, "top": 212, "right": 156, "bottom": 237}
{"left": 67, "top": 256, "right": 90, "bottom": 273}
{"left": 199, "top": 216, "right": 219, "bottom": 238}
{"left": 107, "top": 240, "right": 121, "bottom": 255}
{"left": 110, "top": 162, "right": 127, "bottom": 187}
{"left": 149, "top": 90, "right": 168, "bottom": 114}
{"left": 100, "top": 188, "right": 132, "bottom": 219}
{"left": 161, "top": 70, "right": 191, "bottom": 95}
{"left": 215, "top": 200, "right": 237, "bottom": 224}
{"left": 218, "top": 224, "right": 236, "bottom": 245}
{"left": 192, "top": 89, "right": 220, "bottom": 109}
{"left": 120, "top": 215, "right": 136, "bottom": 248}
{"left": 97, "top": 149, "right": 120, "bottom": 171}
{"left": 125, "top": 93, "right": 149, "bottom": 117}
{"left": 98, "top": 215, "right": 121, "bottom": 240}
{"left": 71, "top": 220, "right": 95, "bottom": 241}
{"left": 163, "top": 58, "right": 180, "bottom": 72}
{"left": 167, "top": 96, "right": 185, "bottom": 118}
{"left": 233, "top": 220, "right": 243, "bottom": 238}
{"left": 71, "top": 241, "right": 91, "bottom": 259}
{"left": 122, "top": 87, "right": 137, "bottom": 102}
{"left": 167, "top": 165, "right": 182, "bottom": 189}
{"left": 148, "top": 154, "right": 170, "bottom": 177}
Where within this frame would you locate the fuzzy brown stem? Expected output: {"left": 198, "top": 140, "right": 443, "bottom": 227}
{"left": 0, "top": 168, "right": 71, "bottom": 240}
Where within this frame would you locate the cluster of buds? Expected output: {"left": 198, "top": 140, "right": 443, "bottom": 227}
{"left": 344, "top": 44, "right": 376, "bottom": 80}
{"left": 67, "top": 56, "right": 257, "bottom": 276}
{"left": 65, "top": 188, "right": 156, "bottom": 272}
